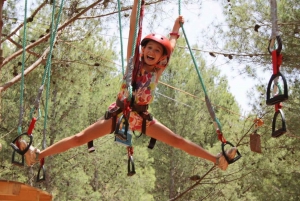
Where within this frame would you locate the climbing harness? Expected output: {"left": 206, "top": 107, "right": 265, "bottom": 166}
{"left": 266, "top": 0, "right": 287, "bottom": 138}
{"left": 178, "top": 0, "right": 241, "bottom": 164}
{"left": 10, "top": 0, "right": 65, "bottom": 182}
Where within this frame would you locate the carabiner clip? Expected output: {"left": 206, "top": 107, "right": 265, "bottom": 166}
{"left": 271, "top": 109, "right": 286, "bottom": 138}
{"left": 221, "top": 141, "right": 242, "bottom": 164}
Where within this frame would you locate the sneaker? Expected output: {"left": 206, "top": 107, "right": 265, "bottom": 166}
{"left": 18, "top": 139, "right": 40, "bottom": 166}
{"left": 215, "top": 147, "right": 237, "bottom": 171}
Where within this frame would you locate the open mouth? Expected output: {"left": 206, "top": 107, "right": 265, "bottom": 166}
{"left": 147, "top": 55, "right": 154, "bottom": 60}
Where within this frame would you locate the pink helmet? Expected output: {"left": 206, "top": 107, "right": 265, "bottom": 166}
{"left": 141, "top": 33, "right": 172, "bottom": 58}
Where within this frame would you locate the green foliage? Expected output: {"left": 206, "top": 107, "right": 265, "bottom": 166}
{"left": 2, "top": 0, "right": 300, "bottom": 200}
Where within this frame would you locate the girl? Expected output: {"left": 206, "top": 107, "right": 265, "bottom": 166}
{"left": 21, "top": 0, "right": 237, "bottom": 171}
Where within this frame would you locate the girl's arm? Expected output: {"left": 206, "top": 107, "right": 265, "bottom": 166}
{"left": 169, "top": 16, "right": 184, "bottom": 52}
{"left": 127, "top": 0, "right": 139, "bottom": 61}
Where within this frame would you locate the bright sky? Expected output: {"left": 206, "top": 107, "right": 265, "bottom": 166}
{"left": 179, "top": 1, "right": 269, "bottom": 114}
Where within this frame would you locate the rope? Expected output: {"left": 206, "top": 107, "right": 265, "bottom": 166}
{"left": 117, "top": 0, "right": 125, "bottom": 75}
{"left": 125, "top": 0, "right": 143, "bottom": 101}
{"left": 178, "top": 0, "right": 223, "bottom": 136}
{"left": 41, "top": 0, "right": 65, "bottom": 149}
{"left": 131, "top": 0, "right": 142, "bottom": 57}
{"left": 17, "top": 0, "right": 28, "bottom": 135}
{"left": 270, "top": 0, "right": 280, "bottom": 39}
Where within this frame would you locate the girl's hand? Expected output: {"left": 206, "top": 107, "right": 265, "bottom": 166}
{"left": 177, "top": 15, "right": 184, "bottom": 25}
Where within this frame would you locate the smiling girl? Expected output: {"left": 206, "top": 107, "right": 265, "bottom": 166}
{"left": 21, "top": 0, "right": 237, "bottom": 171}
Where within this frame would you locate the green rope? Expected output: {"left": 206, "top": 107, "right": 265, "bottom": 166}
{"left": 130, "top": 0, "right": 142, "bottom": 57}
{"left": 178, "top": 0, "right": 222, "bottom": 132}
{"left": 42, "top": 0, "right": 65, "bottom": 149}
{"left": 17, "top": 0, "right": 28, "bottom": 135}
{"left": 126, "top": 0, "right": 142, "bottom": 101}
{"left": 117, "top": 0, "right": 125, "bottom": 75}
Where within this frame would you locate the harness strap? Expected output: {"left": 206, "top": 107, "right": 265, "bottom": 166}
{"left": 116, "top": 98, "right": 157, "bottom": 148}
{"left": 104, "top": 107, "right": 123, "bottom": 133}
{"left": 138, "top": 111, "right": 156, "bottom": 149}
{"left": 87, "top": 99, "right": 156, "bottom": 150}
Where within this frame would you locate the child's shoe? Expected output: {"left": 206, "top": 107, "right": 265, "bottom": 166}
{"left": 215, "top": 147, "right": 237, "bottom": 171}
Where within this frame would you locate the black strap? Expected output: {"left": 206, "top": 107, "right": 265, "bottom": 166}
{"left": 138, "top": 112, "right": 157, "bottom": 149}
{"left": 148, "top": 138, "right": 156, "bottom": 149}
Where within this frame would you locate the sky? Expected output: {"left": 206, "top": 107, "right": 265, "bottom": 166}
{"left": 140, "top": 1, "right": 262, "bottom": 114}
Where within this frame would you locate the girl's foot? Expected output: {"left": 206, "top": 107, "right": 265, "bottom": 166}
{"left": 215, "top": 147, "right": 237, "bottom": 171}
{"left": 19, "top": 139, "right": 40, "bottom": 166}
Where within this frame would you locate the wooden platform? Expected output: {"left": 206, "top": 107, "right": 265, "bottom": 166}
{"left": 0, "top": 180, "right": 52, "bottom": 201}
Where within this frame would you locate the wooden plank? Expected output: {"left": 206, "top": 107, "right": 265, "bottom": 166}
{"left": 0, "top": 181, "right": 21, "bottom": 195}
{"left": 0, "top": 180, "right": 52, "bottom": 201}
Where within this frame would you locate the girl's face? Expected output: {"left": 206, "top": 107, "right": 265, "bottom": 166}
{"left": 142, "top": 41, "right": 164, "bottom": 65}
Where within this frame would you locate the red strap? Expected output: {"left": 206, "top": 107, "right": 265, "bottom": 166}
{"left": 122, "top": 99, "right": 131, "bottom": 117}
{"left": 275, "top": 102, "right": 282, "bottom": 112}
{"left": 272, "top": 50, "right": 282, "bottom": 75}
{"left": 127, "top": 146, "right": 134, "bottom": 156}
{"left": 217, "top": 130, "right": 226, "bottom": 143}
{"left": 40, "top": 158, "right": 44, "bottom": 166}
{"left": 27, "top": 117, "right": 37, "bottom": 135}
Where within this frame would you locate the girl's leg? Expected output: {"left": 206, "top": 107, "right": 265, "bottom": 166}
{"left": 146, "top": 121, "right": 217, "bottom": 163}
{"left": 146, "top": 120, "right": 237, "bottom": 171}
{"left": 38, "top": 117, "right": 112, "bottom": 160}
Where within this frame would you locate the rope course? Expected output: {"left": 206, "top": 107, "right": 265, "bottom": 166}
{"left": 2, "top": 2, "right": 298, "bottom": 200}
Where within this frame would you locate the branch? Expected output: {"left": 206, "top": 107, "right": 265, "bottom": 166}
{"left": 6, "top": 36, "right": 40, "bottom": 57}
{"left": 0, "top": 0, "right": 48, "bottom": 44}
{"left": 0, "top": 46, "right": 49, "bottom": 93}
{"left": 78, "top": 0, "right": 164, "bottom": 20}
{"left": 0, "top": 0, "right": 103, "bottom": 69}
{"left": 169, "top": 166, "right": 215, "bottom": 201}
